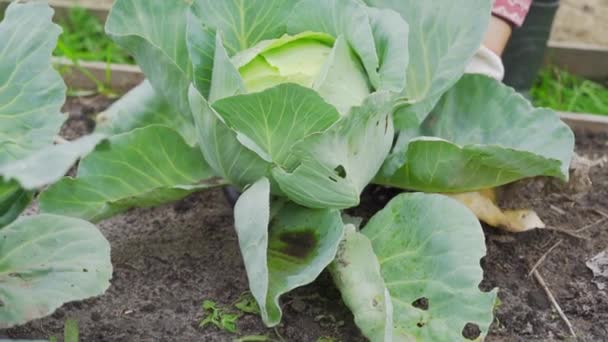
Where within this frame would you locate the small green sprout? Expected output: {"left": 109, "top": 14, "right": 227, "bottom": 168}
{"left": 234, "top": 292, "right": 261, "bottom": 315}
{"left": 316, "top": 337, "right": 339, "bottom": 342}
{"left": 200, "top": 300, "right": 240, "bottom": 333}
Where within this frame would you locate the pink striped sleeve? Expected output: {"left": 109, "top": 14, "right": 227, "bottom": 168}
{"left": 492, "top": 0, "right": 533, "bottom": 27}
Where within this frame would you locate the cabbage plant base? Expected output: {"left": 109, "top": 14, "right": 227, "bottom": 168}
{"left": 3, "top": 125, "right": 607, "bottom": 340}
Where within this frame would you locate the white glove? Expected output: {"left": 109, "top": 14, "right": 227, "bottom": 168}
{"left": 465, "top": 45, "right": 505, "bottom": 81}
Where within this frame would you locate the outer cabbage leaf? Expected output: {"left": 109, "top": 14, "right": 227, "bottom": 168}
{"left": 39, "top": 126, "right": 222, "bottom": 222}
{"left": 186, "top": 25, "right": 273, "bottom": 188}
{"left": 329, "top": 225, "right": 400, "bottom": 342}
{"left": 0, "top": 181, "right": 32, "bottom": 229}
{"left": 363, "top": 0, "right": 492, "bottom": 127}
{"left": 378, "top": 75, "right": 575, "bottom": 192}
{"left": 0, "top": 2, "right": 105, "bottom": 226}
{"left": 96, "top": 80, "right": 196, "bottom": 145}
{"left": 0, "top": 134, "right": 106, "bottom": 190}
{"left": 341, "top": 193, "right": 497, "bottom": 341}
{"left": 0, "top": 215, "right": 112, "bottom": 328}
{"left": 190, "top": 0, "right": 293, "bottom": 56}
{"left": 234, "top": 178, "right": 343, "bottom": 326}
{"left": 288, "top": 0, "right": 408, "bottom": 93}
{"left": 212, "top": 83, "right": 341, "bottom": 165}
{"left": 0, "top": 1, "right": 65, "bottom": 165}
{"left": 105, "top": 0, "right": 193, "bottom": 117}
{"left": 186, "top": 13, "right": 249, "bottom": 102}
{"left": 313, "top": 36, "right": 372, "bottom": 114}
{"left": 189, "top": 86, "right": 271, "bottom": 189}
{"left": 272, "top": 92, "right": 394, "bottom": 209}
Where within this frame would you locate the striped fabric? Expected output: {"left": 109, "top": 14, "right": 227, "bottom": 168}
{"left": 492, "top": 0, "right": 533, "bottom": 27}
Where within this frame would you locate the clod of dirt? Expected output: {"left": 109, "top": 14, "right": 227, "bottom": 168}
{"left": 566, "top": 153, "right": 607, "bottom": 194}
{"left": 587, "top": 251, "right": 608, "bottom": 290}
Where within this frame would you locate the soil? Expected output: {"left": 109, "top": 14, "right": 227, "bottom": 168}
{"left": 551, "top": 0, "right": 608, "bottom": 48}
{"left": 2, "top": 96, "right": 608, "bottom": 341}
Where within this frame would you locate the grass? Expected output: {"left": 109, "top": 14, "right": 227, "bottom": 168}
{"left": 54, "top": 7, "right": 133, "bottom": 65}
{"left": 531, "top": 66, "right": 608, "bottom": 116}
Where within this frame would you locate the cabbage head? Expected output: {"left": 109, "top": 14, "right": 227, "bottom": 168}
{"left": 107, "top": 0, "right": 410, "bottom": 209}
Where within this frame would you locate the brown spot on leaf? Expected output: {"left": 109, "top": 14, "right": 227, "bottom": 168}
{"left": 278, "top": 230, "right": 317, "bottom": 258}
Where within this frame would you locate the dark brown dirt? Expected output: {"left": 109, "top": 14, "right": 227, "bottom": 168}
{"left": 60, "top": 95, "right": 115, "bottom": 140}
{"left": 2, "top": 96, "right": 607, "bottom": 341}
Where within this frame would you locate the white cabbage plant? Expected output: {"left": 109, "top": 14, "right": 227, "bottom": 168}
{"left": 1, "top": 0, "right": 575, "bottom": 340}
{"left": 0, "top": 2, "right": 111, "bottom": 329}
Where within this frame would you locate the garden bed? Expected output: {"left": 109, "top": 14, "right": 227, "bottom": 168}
{"left": 2, "top": 95, "right": 607, "bottom": 341}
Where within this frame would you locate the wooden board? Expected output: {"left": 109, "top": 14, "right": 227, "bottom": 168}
{"left": 545, "top": 41, "right": 608, "bottom": 81}
{"left": 0, "top": 0, "right": 111, "bottom": 21}
{"left": 559, "top": 112, "right": 608, "bottom": 134}
{"left": 55, "top": 58, "right": 143, "bottom": 94}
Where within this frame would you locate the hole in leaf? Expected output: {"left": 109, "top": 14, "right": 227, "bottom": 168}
{"left": 83, "top": 268, "right": 88, "bottom": 273}
{"left": 462, "top": 323, "right": 481, "bottom": 340}
{"left": 411, "top": 297, "right": 429, "bottom": 311}
{"left": 417, "top": 322, "right": 425, "bottom": 328}
{"left": 334, "top": 165, "right": 347, "bottom": 179}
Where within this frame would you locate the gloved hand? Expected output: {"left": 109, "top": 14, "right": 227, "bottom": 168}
{"left": 465, "top": 45, "right": 505, "bottom": 81}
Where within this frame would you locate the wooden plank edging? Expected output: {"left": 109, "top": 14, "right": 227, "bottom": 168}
{"left": 545, "top": 41, "right": 608, "bottom": 81}
{"left": 0, "top": 0, "right": 111, "bottom": 21}
{"left": 54, "top": 58, "right": 143, "bottom": 94}
{"left": 559, "top": 112, "right": 608, "bottom": 134}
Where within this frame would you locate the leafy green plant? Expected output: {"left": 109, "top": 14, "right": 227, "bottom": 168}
{"left": 531, "top": 66, "right": 608, "bottom": 115}
{"left": 199, "top": 294, "right": 261, "bottom": 334}
{"left": 200, "top": 300, "right": 241, "bottom": 333}
{"left": 0, "top": 2, "right": 112, "bottom": 328}
{"left": 2, "top": 0, "right": 575, "bottom": 340}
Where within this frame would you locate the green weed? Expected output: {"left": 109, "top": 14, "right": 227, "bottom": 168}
{"left": 233, "top": 335, "right": 271, "bottom": 342}
{"left": 316, "top": 337, "right": 339, "bottom": 342}
{"left": 531, "top": 66, "right": 608, "bottom": 115}
{"left": 234, "top": 292, "right": 261, "bottom": 315}
{"left": 55, "top": 8, "right": 133, "bottom": 65}
{"left": 200, "top": 300, "right": 241, "bottom": 333}
{"left": 49, "top": 318, "right": 80, "bottom": 342}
